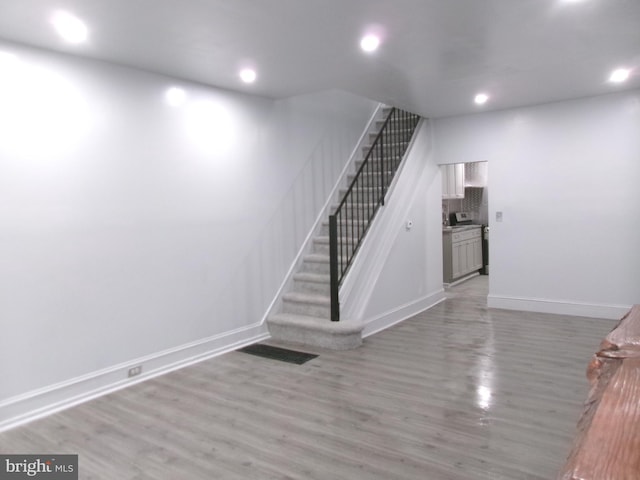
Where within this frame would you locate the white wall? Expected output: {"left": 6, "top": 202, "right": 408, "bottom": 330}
{"left": 0, "top": 40, "right": 377, "bottom": 427}
{"left": 341, "top": 120, "right": 446, "bottom": 334}
{"left": 433, "top": 90, "right": 640, "bottom": 318}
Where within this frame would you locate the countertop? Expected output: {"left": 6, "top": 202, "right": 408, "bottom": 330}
{"left": 442, "top": 225, "right": 483, "bottom": 233}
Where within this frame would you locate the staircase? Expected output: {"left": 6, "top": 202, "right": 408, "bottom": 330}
{"left": 267, "top": 107, "right": 421, "bottom": 350}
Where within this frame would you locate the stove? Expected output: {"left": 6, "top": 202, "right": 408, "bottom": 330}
{"left": 449, "top": 211, "right": 473, "bottom": 226}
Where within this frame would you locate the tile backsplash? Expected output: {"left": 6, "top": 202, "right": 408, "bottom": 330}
{"left": 441, "top": 161, "right": 489, "bottom": 226}
{"left": 442, "top": 186, "right": 489, "bottom": 225}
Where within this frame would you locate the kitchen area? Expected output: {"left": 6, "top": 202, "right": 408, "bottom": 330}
{"left": 441, "top": 161, "right": 489, "bottom": 285}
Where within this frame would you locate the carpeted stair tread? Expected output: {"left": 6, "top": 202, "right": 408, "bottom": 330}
{"left": 303, "top": 252, "right": 348, "bottom": 264}
{"left": 321, "top": 219, "right": 368, "bottom": 227}
{"left": 339, "top": 186, "right": 380, "bottom": 195}
{"left": 268, "top": 313, "right": 363, "bottom": 335}
{"left": 330, "top": 202, "right": 377, "bottom": 209}
{"left": 348, "top": 170, "right": 394, "bottom": 176}
{"left": 313, "top": 236, "right": 356, "bottom": 245}
{"left": 293, "top": 272, "right": 330, "bottom": 283}
{"left": 283, "top": 291, "right": 330, "bottom": 305}
{"left": 304, "top": 253, "right": 330, "bottom": 263}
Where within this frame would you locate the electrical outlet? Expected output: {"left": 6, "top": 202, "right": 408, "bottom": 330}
{"left": 128, "top": 366, "right": 142, "bottom": 378}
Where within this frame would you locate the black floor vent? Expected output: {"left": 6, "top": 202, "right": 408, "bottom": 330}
{"left": 237, "top": 344, "right": 318, "bottom": 365}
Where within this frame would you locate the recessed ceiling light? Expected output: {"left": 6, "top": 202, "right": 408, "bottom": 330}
{"left": 165, "top": 87, "right": 187, "bottom": 107}
{"left": 360, "top": 34, "right": 381, "bottom": 53}
{"left": 609, "top": 68, "right": 630, "bottom": 84}
{"left": 474, "top": 93, "right": 489, "bottom": 105}
{"left": 239, "top": 68, "right": 257, "bottom": 84}
{"left": 0, "top": 51, "right": 19, "bottom": 68}
{"left": 51, "top": 11, "right": 88, "bottom": 44}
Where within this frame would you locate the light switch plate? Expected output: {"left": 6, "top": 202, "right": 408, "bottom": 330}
{"left": 496, "top": 211, "right": 503, "bottom": 222}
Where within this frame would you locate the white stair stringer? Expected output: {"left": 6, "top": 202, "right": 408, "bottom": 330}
{"left": 339, "top": 118, "right": 446, "bottom": 337}
{"left": 266, "top": 106, "right": 418, "bottom": 350}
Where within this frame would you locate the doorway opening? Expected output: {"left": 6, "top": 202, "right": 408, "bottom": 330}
{"left": 441, "top": 161, "right": 489, "bottom": 287}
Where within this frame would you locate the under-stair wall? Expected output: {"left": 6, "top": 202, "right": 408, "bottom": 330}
{"left": 341, "top": 119, "right": 446, "bottom": 335}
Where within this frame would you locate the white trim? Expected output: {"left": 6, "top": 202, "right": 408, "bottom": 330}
{"left": 363, "top": 290, "right": 446, "bottom": 338}
{"left": 444, "top": 272, "right": 480, "bottom": 288}
{"left": 0, "top": 323, "right": 269, "bottom": 433}
{"left": 487, "top": 294, "right": 631, "bottom": 320}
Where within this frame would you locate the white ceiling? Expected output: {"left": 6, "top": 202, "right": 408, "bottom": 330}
{"left": 0, "top": 0, "right": 638, "bottom": 118}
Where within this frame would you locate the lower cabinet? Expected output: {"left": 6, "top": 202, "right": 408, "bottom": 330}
{"left": 443, "top": 227, "right": 482, "bottom": 283}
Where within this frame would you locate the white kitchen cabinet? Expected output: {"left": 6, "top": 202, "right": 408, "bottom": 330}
{"left": 441, "top": 163, "right": 465, "bottom": 199}
{"left": 443, "top": 226, "right": 482, "bottom": 283}
{"left": 451, "top": 241, "right": 465, "bottom": 279}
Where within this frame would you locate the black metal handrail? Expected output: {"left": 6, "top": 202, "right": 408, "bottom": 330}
{"left": 329, "top": 108, "right": 420, "bottom": 321}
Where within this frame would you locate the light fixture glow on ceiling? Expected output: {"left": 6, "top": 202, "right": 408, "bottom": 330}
{"left": 360, "top": 34, "right": 381, "bottom": 53}
{"left": 239, "top": 68, "right": 257, "bottom": 84}
{"left": 165, "top": 87, "right": 187, "bottom": 107}
{"left": 474, "top": 93, "right": 489, "bottom": 105}
{"left": 609, "top": 68, "right": 630, "bottom": 84}
{"left": 0, "top": 51, "right": 19, "bottom": 70}
{"left": 51, "top": 11, "right": 88, "bottom": 44}
{"left": 0, "top": 51, "right": 18, "bottom": 64}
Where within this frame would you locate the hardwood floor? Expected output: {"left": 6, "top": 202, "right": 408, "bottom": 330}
{"left": 0, "top": 276, "right": 617, "bottom": 479}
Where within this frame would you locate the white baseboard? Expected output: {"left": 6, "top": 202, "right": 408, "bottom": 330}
{"left": 0, "top": 323, "right": 270, "bottom": 433}
{"left": 362, "top": 290, "right": 446, "bottom": 338}
{"left": 444, "top": 272, "right": 480, "bottom": 288}
{"left": 487, "top": 294, "right": 631, "bottom": 320}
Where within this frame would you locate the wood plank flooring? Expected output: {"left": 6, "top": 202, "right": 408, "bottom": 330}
{"left": 0, "top": 277, "right": 617, "bottom": 479}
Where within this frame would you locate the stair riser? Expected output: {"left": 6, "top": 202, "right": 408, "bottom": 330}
{"left": 347, "top": 173, "right": 394, "bottom": 188}
{"left": 377, "top": 116, "right": 418, "bottom": 126}
{"left": 294, "top": 279, "right": 330, "bottom": 295}
{"left": 355, "top": 158, "right": 402, "bottom": 172}
{"left": 362, "top": 142, "right": 410, "bottom": 156}
{"left": 319, "top": 222, "right": 369, "bottom": 236}
{"left": 339, "top": 188, "right": 380, "bottom": 199}
{"left": 267, "top": 321, "right": 363, "bottom": 350}
{"left": 371, "top": 133, "right": 411, "bottom": 143}
{"left": 337, "top": 194, "right": 384, "bottom": 208}
{"left": 282, "top": 299, "right": 330, "bottom": 318}
{"left": 369, "top": 129, "right": 416, "bottom": 142}
{"left": 313, "top": 241, "right": 358, "bottom": 256}
{"left": 358, "top": 160, "right": 405, "bottom": 176}
{"left": 302, "top": 259, "right": 330, "bottom": 275}
{"left": 331, "top": 205, "right": 379, "bottom": 218}
{"left": 313, "top": 242, "right": 330, "bottom": 255}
